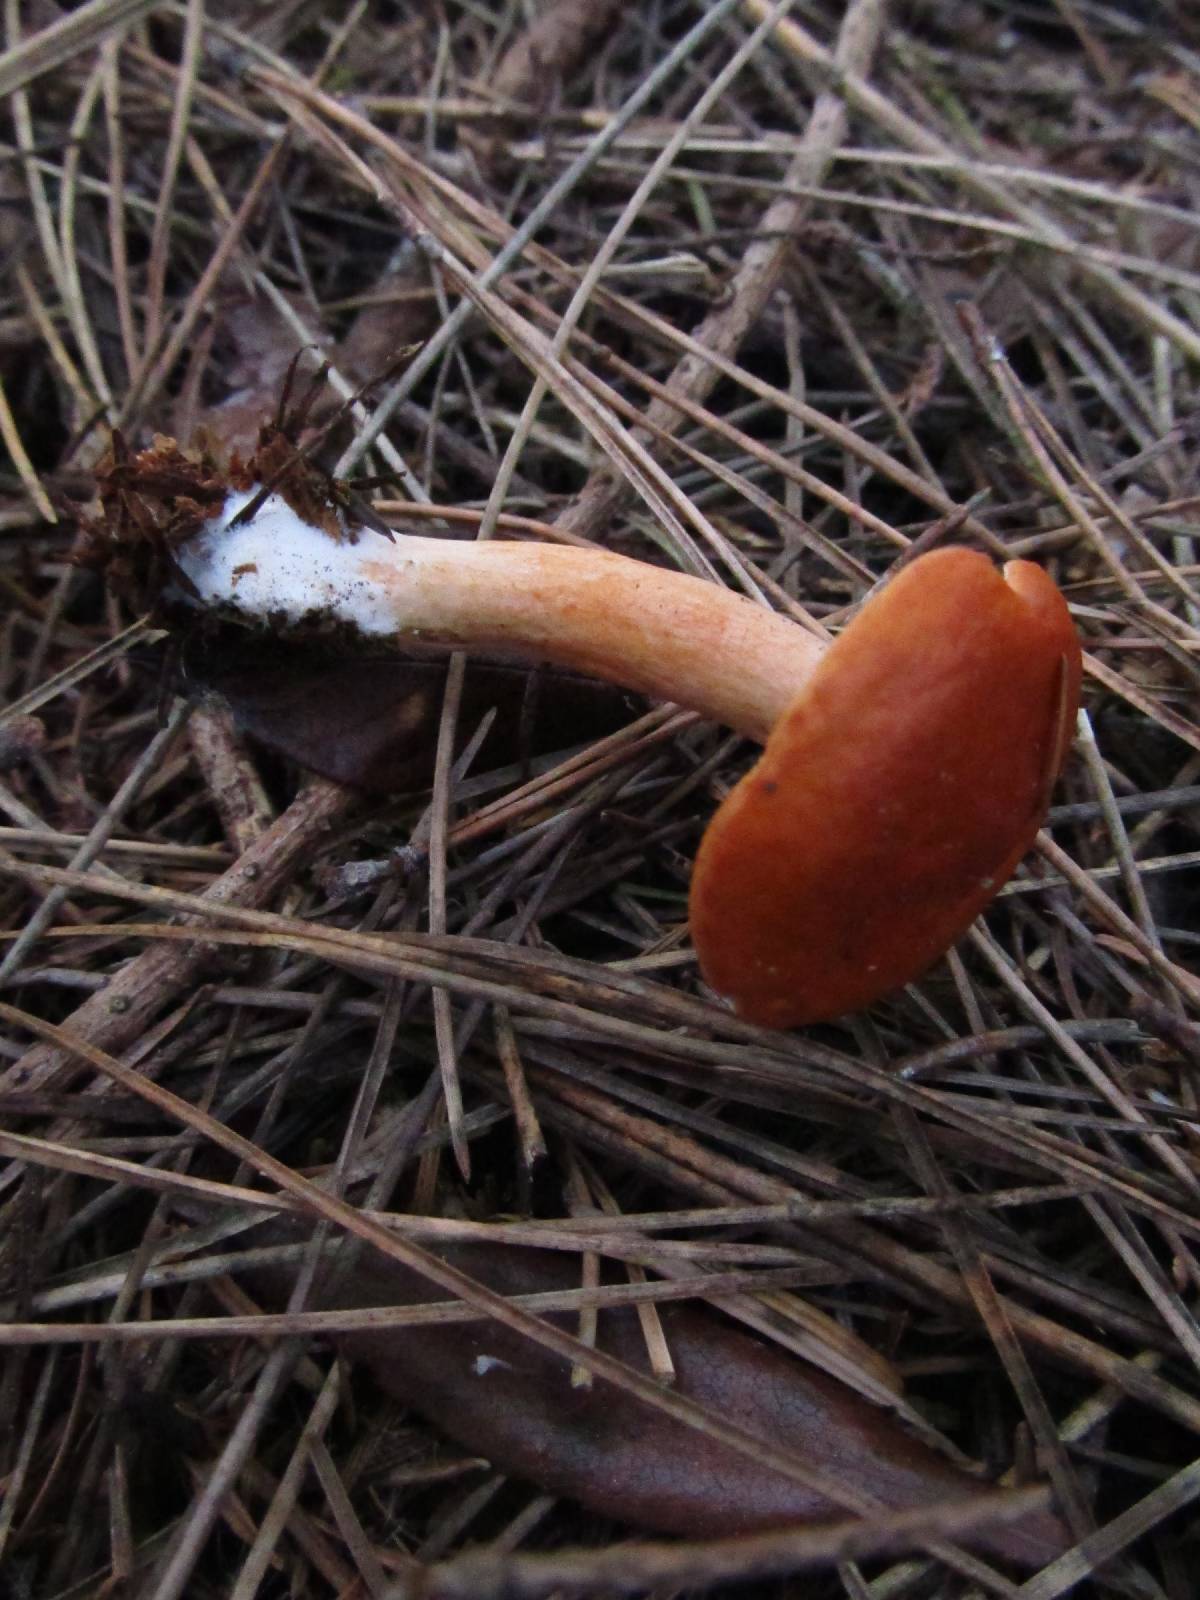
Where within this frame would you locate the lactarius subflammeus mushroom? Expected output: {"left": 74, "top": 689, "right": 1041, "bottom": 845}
{"left": 92, "top": 437, "right": 1081, "bottom": 1029}
{"left": 690, "top": 551, "right": 1081, "bottom": 1027}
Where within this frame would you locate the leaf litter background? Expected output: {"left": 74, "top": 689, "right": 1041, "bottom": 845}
{"left": 2, "top": 1, "right": 1200, "bottom": 1596}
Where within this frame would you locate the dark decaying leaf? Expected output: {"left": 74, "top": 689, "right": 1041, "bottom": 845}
{"left": 182, "top": 634, "right": 643, "bottom": 792}
{"left": 242, "top": 1223, "right": 1068, "bottom": 1570}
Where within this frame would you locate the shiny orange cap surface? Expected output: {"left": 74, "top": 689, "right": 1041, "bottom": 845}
{"left": 689, "top": 548, "right": 1081, "bottom": 1028}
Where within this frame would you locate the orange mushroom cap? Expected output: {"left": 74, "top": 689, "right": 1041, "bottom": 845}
{"left": 689, "top": 548, "right": 1081, "bottom": 1029}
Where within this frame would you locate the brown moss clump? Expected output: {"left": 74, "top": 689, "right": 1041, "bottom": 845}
{"left": 81, "top": 423, "right": 346, "bottom": 616}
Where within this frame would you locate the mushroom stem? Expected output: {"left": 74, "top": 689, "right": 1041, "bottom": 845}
{"left": 178, "top": 489, "right": 825, "bottom": 742}
{"left": 359, "top": 540, "right": 825, "bottom": 741}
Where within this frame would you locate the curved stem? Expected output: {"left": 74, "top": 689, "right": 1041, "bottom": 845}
{"left": 358, "top": 539, "right": 822, "bottom": 742}
{"left": 179, "top": 495, "right": 824, "bottom": 743}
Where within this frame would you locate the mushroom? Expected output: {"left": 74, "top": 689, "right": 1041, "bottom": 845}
{"left": 94, "top": 443, "right": 1081, "bottom": 1028}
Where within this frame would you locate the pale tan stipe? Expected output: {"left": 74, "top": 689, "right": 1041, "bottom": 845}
{"left": 358, "top": 541, "right": 823, "bottom": 743}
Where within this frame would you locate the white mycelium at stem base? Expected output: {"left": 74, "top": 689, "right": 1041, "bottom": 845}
{"left": 177, "top": 488, "right": 825, "bottom": 742}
